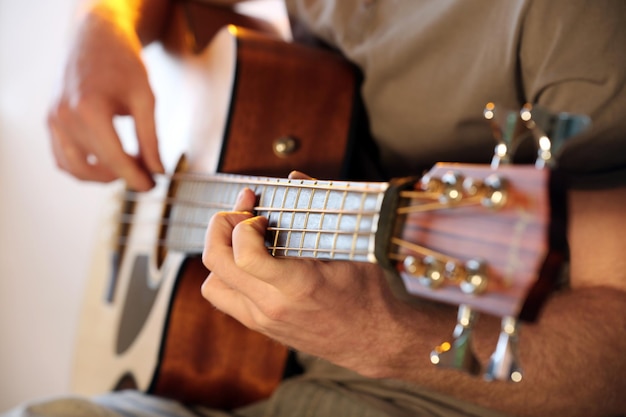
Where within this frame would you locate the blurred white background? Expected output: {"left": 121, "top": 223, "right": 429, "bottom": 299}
{"left": 0, "top": 0, "right": 107, "bottom": 409}
{"left": 0, "top": 0, "right": 287, "bottom": 410}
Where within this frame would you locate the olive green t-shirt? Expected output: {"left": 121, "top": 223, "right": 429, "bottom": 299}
{"left": 279, "top": 1, "right": 626, "bottom": 415}
{"left": 285, "top": 0, "right": 626, "bottom": 188}
{"left": 187, "top": 1, "right": 625, "bottom": 416}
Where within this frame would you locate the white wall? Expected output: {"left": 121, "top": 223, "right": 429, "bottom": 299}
{"left": 0, "top": 0, "right": 106, "bottom": 409}
{"left": 0, "top": 0, "right": 288, "bottom": 411}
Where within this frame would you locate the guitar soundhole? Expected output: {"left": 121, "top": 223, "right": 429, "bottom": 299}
{"left": 114, "top": 372, "right": 138, "bottom": 391}
{"left": 157, "top": 157, "right": 189, "bottom": 266}
{"left": 104, "top": 194, "right": 138, "bottom": 304}
{"left": 157, "top": 194, "right": 174, "bottom": 268}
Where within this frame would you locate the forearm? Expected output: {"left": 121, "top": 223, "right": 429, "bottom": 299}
{"left": 77, "top": 0, "right": 172, "bottom": 45}
{"left": 376, "top": 285, "right": 626, "bottom": 417}
{"left": 80, "top": 0, "right": 262, "bottom": 46}
{"left": 202, "top": 187, "right": 626, "bottom": 416}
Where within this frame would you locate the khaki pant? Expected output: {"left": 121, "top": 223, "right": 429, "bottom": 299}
{"left": 2, "top": 359, "right": 512, "bottom": 417}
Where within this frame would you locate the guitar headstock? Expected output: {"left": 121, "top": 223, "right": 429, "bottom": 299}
{"left": 390, "top": 163, "right": 554, "bottom": 319}
{"left": 380, "top": 103, "right": 590, "bottom": 382}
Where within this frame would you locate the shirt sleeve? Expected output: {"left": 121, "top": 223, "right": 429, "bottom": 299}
{"left": 520, "top": 0, "right": 626, "bottom": 189}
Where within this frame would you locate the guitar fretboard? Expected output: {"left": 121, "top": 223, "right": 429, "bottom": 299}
{"left": 166, "top": 173, "right": 389, "bottom": 262}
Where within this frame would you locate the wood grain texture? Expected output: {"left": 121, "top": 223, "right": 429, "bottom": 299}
{"left": 147, "top": 3, "right": 360, "bottom": 408}
{"left": 394, "top": 163, "right": 563, "bottom": 319}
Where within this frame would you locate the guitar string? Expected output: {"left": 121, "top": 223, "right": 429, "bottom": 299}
{"left": 116, "top": 213, "right": 378, "bottom": 229}
{"left": 123, "top": 176, "right": 474, "bottom": 215}
{"left": 114, "top": 175, "right": 474, "bottom": 262}
{"left": 120, "top": 194, "right": 384, "bottom": 216}
{"left": 118, "top": 194, "right": 454, "bottom": 216}
{"left": 115, "top": 236, "right": 374, "bottom": 257}
{"left": 112, "top": 196, "right": 471, "bottom": 252}
{"left": 115, "top": 236, "right": 459, "bottom": 268}
{"left": 396, "top": 196, "right": 484, "bottom": 214}
{"left": 115, "top": 214, "right": 375, "bottom": 237}
{"left": 114, "top": 202, "right": 465, "bottom": 263}
{"left": 142, "top": 172, "right": 389, "bottom": 194}
{"left": 116, "top": 181, "right": 383, "bottom": 256}
{"left": 131, "top": 173, "right": 485, "bottom": 214}
{"left": 160, "top": 173, "right": 485, "bottom": 205}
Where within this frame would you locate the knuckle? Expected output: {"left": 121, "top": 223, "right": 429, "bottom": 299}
{"left": 136, "top": 88, "right": 156, "bottom": 106}
{"left": 290, "top": 280, "right": 319, "bottom": 301}
{"left": 256, "top": 303, "right": 287, "bottom": 326}
{"left": 233, "top": 250, "right": 258, "bottom": 273}
{"left": 73, "top": 94, "right": 102, "bottom": 122}
{"left": 53, "top": 155, "right": 69, "bottom": 173}
{"left": 201, "top": 249, "right": 214, "bottom": 272}
{"left": 200, "top": 273, "right": 214, "bottom": 300}
{"left": 48, "top": 100, "right": 72, "bottom": 125}
{"left": 202, "top": 215, "right": 226, "bottom": 269}
{"left": 49, "top": 92, "right": 102, "bottom": 126}
{"left": 287, "top": 263, "right": 323, "bottom": 301}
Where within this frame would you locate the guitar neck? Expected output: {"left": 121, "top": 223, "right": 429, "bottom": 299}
{"left": 164, "top": 172, "right": 390, "bottom": 262}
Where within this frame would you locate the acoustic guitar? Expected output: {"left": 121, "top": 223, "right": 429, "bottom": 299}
{"left": 70, "top": 0, "right": 590, "bottom": 411}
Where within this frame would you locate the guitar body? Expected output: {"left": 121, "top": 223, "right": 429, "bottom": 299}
{"left": 72, "top": 4, "right": 363, "bottom": 409}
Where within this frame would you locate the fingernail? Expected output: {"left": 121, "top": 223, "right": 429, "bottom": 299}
{"left": 236, "top": 188, "right": 249, "bottom": 204}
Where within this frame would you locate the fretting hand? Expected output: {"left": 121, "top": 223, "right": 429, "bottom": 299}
{"left": 200, "top": 187, "right": 417, "bottom": 376}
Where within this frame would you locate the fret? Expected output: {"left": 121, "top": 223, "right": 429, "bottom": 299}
{"left": 256, "top": 207, "right": 381, "bottom": 216}
{"left": 264, "top": 182, "right": 280, "bottom": 253}
{"left": 332, "top": 188, "right": 348, "bottom": 259}
{"left": 287, "top": 184, "right": 303, "bottom": 257}
{"left": 304, "top": 185, "right": 322, "bottom": 257}
{"left": 314, "top": 187, "right": 332, "bottom": 258}
{"left": 351, "top": 191, "right": 367, "bottom": 261}
{"left": 272, "top": 182, "right": 291, "bottom": 257}
{"left": 162, "top": 174, "right": 388, "bottom": 261}
{"left": 267, "top": 227, "right": 372, "bottom": 236}
{"left": 297, "top": 183, "right": 315, "bottom": 257}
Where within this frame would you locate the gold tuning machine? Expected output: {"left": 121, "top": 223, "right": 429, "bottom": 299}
{"left": 483, "top": 102, "right": 527, "bottom": 169}
{"left": 485, "top": 316, "right": 523, "bottom": 382}
{"left": 519, "top": 103, "right": 591, "bottom": 169}
{"left": 430, "top": 305, "right": 481, "bottom": 376}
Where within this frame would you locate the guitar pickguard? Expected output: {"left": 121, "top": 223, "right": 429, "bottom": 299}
{"left": 116, "top": 254, "right": 160, "bottom": 355}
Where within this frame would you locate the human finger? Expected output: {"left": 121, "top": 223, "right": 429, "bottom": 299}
{"left": 47, "top": 91, "right": 156, "bottom": 191}
{"left": 86, "top": 106, "right": 156, "bottom": 191}
{"left": 48, "top": 107, "right": 119, "bottom": 183}
{"left": 200, "top": 272, "right": 264, "bottom": 329}
{"left": 201, "top": 188, "right": 257, "bottom": 273}
{"left": 202, "top": 210, "right": 280, "bottom": 311}
{"left": 230, "top": 215, "right": 315, "bottom": 293}
{"left": 202, "top": 210, "right": 256, "bottom": 272}
{"left": 131, "top": 90, "right": 164, "bottom": 175}
{"left": 288, "top": 170, "right": 315, "bottom": 180}
{"left": 233, "top": 187, "right": 257, "bottom": 212}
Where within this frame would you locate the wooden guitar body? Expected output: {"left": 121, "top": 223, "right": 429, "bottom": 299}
{"left": 72, "top": 5, "right": 363, "bottom": 409}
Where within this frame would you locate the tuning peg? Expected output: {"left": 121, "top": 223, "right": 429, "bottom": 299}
{"left": 484, "top": 316, "right": 523, "bottom": 382}
{"left": 483, "top": 102, "right": 527, "bottom": 169}
{"left": 430, "top": 305, "right": 481, "bottom": 376}
{"left": 520, "top": 103, "right": 592, "bottom": 168}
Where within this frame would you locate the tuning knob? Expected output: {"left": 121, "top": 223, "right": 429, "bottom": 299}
{"left": 484, "top": 102, "right": 526, "bottom": 168}
{"left": 485, "top": 316, "right": 523, "bottom": 382}
{"left": 430, "top": 305, "right": 481, "bottom": 376}
{"left": 520, "top": 103, "right": 591, "bottom": 169}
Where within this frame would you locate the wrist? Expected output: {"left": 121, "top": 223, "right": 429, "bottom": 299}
{"left": 81, "top": 0, "right": 170, "bottom": 46}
